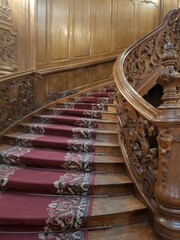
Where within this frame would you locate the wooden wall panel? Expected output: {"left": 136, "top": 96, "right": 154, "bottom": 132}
{"left": 50, "top": 0, "right": 70, "bottom": 61}
{"left": 161, "top": 0, "right": 180, "bottom": 17}
{"left": 73, "top": 0, "right": 91, "bottom": 58}
{"left": 37, "top": 0, "right": 47, "bottom": 64}
{"left": 115, "top": 0, "right": 135, "bottom": 50}
{"left": 93, "top": 0, "right": 112, "bottom": 54}
{"left": 1, "top": 0, "right": 179, "bottom": 74}
{"left": 46, "top": 72, "right": 70, "bottom": 96}
{"left": 137, "top": 0, "right": 160, "bottom": 39}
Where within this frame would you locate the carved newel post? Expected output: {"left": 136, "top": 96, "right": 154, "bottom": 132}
{"left": 154, "top": 43, "right": 180, "bottom": 240}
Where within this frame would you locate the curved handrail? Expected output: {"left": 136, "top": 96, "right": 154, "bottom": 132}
{"left": 114, "top": 8, "right": 180, "bottom": 124}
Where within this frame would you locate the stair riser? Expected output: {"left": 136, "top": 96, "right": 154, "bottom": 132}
{"left": 95, "top": 146, "right": 121, "bottom": 155}
{"left": 88, "top": 210, "right": 147, "bottom": 228}
{"left": 94, "top": 162, "right": 125, "bottom": 174}
{"left": 93, "top": 183, "right": 134, "bottom": 196}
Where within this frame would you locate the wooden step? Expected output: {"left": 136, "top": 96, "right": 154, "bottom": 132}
{"left": 3, "top": 133, "right": 121, "bottom": 155}
{"left": 0, "top": 145, "right": 124, "bottom": 173}
{"left": 0, "top": 165, "right": 133, "bottom": 196}
{"left": 45, "top": 108, "right": 118, "bottom": 121}
{"left": 93, "top": 173, "right": 133, "bottom": 196}
{"left": 18, "top": 123, "right": 119, "bottom": 143}
{"left": 88, "top": 223, "right": 158, "bottom": 240}
{"left": 88, "top": 195, "right": 146, "bottom": 228}
{"left": 32, "top": 115, "right": 118, "bottom": 130}
{"left": 57, "top": 102, "right": 117, "bottom": 112}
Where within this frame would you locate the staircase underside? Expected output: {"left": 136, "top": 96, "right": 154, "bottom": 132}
{"left": 0, "top": 81, "right": 158, "bottom": 239}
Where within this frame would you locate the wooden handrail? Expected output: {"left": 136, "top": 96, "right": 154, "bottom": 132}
{"left": 114, "top": 8, "right": 180, "bottom": 240}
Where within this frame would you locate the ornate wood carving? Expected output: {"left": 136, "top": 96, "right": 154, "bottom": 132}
{"left": 123, "top": 8, "right": 180, "bottom": 88}
{"left": 0, "top": 75, "right": 34, "bottom": 131}
{"left": 0, "top": 0, "right": 11, "bottom": 21}
{"left": 117, "top": 93, "right": 158, "bottom": 208}
{"left": 0, "top": 29, "right": 16, "bottom": 67}
{"left": 157, "top": 128, "right": 173, "bottom": 188}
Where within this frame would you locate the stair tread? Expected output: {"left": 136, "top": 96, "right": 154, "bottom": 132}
{"left": 20, "top": 123, "right": 118, "bottom": 134}
{"left": 33, "top": 114, "right": 118, "bottom": 123}
{"left": 0, "top": 193, "right": 145, "bottom": 223}
{"left": 91, "top": 195, "right": 146, "bottom": 216}
{"left": 0, "top": 223, "right": 158, "bottom": 240}
{"left": 88, "top": 223, "right": 158, "bottom": 240}
{"left": 0, "top": 144, "right": 123, "bottom": 162}
{"left": 4, "top": 132, "right": 120, "bottom": 146}
{"left": 0, "top": 165, "right": 132, "bottom": 195}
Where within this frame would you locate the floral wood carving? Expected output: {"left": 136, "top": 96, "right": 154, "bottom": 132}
{"left": 123, "top": 8, "right": 180, "bottom": 88}
{"left": 0, "top": 0, "right": 11, "bottom": 21}
{"left": 0, "top": 75, "right": 34, "bottom": 131}
{"left": 117, "top": 93, "right": 158, "bottom": 207}
{"left": 0, "top": 29, "right": 16, "bottom": 67}
{"left": 157, "top": 129, "right": 173, "bottom": 188}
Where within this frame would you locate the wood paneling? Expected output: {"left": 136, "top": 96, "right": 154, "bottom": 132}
{"left": 93, "top": 0, "right": 112, "bottom": 54}
{"left": 1, "top": 0, "right": 179, "bottom": 73}
{"left": 137, "top": 0, "right": 160, "bottom": 39}
{"left": 161, "top": 0, "right": 180, "bottom": 17}
{"left": 50, "top": 0, "right": 70, "bottom": 61}
{"left": 73, "top": 0, "right": 91, "bottom": 58}
{"left": 115, "top": 0, "right": 135, "bottom": 50}
{"left": 37, "top": 0, "right": 47, "bottom": 64}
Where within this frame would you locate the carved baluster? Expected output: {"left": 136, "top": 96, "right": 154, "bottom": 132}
{"left": 154, "top": 43, "right": 180, "bottom": 240}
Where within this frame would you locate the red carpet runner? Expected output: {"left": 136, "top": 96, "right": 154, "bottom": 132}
{"left": 0, "top": 84, "right": 116, "bottom": 239}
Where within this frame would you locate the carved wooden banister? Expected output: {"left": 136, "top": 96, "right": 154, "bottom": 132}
{"left": 113, "top": 8, "right": 180, "bottom": 240}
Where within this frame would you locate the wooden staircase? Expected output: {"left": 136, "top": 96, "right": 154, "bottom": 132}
{"left": 0, "top": 82, "right": 158, "bottom": 239}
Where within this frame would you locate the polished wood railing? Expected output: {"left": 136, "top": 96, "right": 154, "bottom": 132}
{"left": 113, "top": 8, "right": 180, "bottom": 240}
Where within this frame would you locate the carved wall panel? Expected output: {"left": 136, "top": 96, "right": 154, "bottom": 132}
{"left": 0, "top": 0, "right": 11, "bottom": 21}
{"left": 0, "top": 28, "right": 17, "bottom": 71}
{"left": 0, "top": 74, "right": 34, "bottom": 131}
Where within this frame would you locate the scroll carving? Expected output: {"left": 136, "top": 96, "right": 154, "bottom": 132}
{"left": 0, "top": 29, "right": 16, "bottom": 66}
{"left": 117, "top": 94, "right": 158, "bottom": 207}
{"left": 0, "top": 0, "right": 11, "bottom": 21}
{"left": 157, "top": 128, "right": 173, "bottom": 187}
{"left": 0, "top": 76, "right": 34, "bottom": 131}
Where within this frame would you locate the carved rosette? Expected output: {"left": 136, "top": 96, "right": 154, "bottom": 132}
{"left": 157, "top": 128, "right": 173, "bottom": 188}
{"left": 117, "top": 96, "right": 158, "bottom": 207}
{"left": 0, "top": 75, "right": 34, "bottom": 131}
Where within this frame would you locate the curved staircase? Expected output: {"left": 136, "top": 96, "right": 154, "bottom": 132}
{"left": 0, "top": 82, "right": 158, "bottom": 239}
